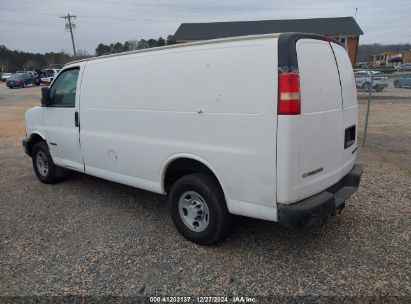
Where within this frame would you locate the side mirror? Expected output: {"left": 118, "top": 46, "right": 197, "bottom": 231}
{"left": 41, "top": 87, "right": 51, "bottom": 106}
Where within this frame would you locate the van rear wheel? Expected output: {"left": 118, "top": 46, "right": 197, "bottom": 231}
{"left": 32, "top": 141, "right": 64, "bottom": 184}
{"left": 169, "top": 173, "right": 232, "bottom": 245}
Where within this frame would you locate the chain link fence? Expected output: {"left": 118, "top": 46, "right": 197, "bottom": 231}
{"left": 356, "top": 70, "right": 411, "bottom": 172}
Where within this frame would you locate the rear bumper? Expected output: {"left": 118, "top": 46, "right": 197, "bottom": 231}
{"left": 279, "top": 164, "right": 363, "bottom": 229}
{"left": 7, "top": 83, "right": 21, "bottom": 88}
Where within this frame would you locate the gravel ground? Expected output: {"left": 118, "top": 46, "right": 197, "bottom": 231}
{"left": 0, "top": 84, "right": 410, "bottom": 302}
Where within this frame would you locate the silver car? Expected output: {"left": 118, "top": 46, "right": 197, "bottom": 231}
{"left": 396, "top": 64, "right": 411, "bottom": 71}
{"left": 394, "top": 75, "right": 411, "bottom": 88}
{"left": 354, "top": 70, "right": 389, "bottom": 92}
{"left": 1, "top": 72, "right": 12, "bottom": 82}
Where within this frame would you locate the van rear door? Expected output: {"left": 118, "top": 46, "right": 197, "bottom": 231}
{"left": 330, "top": 42, "right": 358, "bottom": 169}
{"left": 277, "top": 36, "right": 357, "bottom": 203}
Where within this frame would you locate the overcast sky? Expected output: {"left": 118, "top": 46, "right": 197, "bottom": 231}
{"left": 1, "top": 0, "right": 410, "bottom": 55}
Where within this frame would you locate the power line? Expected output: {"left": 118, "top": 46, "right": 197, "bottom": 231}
{"left": 3, "top": 6, "right": 408, "bottom": 25}
{"left": 3, "top": 1, "right": 411, "bottom": 17}
{"left": 60, "top": 14, "right": 77, "bottom": 56}
{"left": 68, "top": 0, "right": 411, "bottom": 11}
{"left": 382, "top": 34, "right": 411, "bottom": 44}
{"left": 0, "top": 7, "right": 179, "bottom": 23}
{"left": 361, "top": 12, "right": 409, "bottom": 33}
{"left": 1, "top": 2, "right": 411, "bottom": 45}
{"left": 2, "top": 1, "right": 411, "bottom": 24}
{"left": 360, "top": 20, "right": 411, "bottom": 43}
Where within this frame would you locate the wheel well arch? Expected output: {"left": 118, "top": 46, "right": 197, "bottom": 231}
{"left": 162, "top": 156, "right": 227, "bottom": 197}
{"left": 27, "top": 132, "right": 46, "bottom": 156}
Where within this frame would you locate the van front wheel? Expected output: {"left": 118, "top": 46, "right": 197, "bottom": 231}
{"left": 169, "top": 173, "right": 232, "bottom": 245}
{"left": 32, "top": 141, "right": 64, "bottom": 184}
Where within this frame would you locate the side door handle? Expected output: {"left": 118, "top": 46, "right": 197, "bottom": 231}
{"left": 75, "top": 111, "right": 79, "bottom": 127}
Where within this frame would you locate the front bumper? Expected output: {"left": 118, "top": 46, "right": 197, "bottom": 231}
{"left": 22, "top": 138, "right": 31, "bottom": 156}
{"left": 375, "top": 83, "right": 388, "bottom": 88}
{"left": 279, "top": 164, "right": 363, "bottom": 229}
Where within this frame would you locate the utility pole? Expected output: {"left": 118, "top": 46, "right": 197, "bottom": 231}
{"left": 60, "top": 14, "right": 77, "bottom": 56}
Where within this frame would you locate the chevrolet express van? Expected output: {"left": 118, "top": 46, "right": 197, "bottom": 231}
{"left": 23, "top": 33, "right": 363, "bottom": 245}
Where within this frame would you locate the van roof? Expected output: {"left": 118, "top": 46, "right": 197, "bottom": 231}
{"left": 175, "top": 17, "right": 364, "bottom": 41}
{"left": 66, "top": 33, "right": 281, "bottom": 66}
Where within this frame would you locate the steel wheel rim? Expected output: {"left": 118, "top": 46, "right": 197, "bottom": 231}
{"left": 36, "top": 151, "right": 49, "bottom": 176}
{"left": 178, "top": 191, "right": 209, "bottom": 232}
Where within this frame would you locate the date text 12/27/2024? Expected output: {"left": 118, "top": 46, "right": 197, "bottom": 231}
{"left": 149, "top": 296, "right": 258, "bottom": 303}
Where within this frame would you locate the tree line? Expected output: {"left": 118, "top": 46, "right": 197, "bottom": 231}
{"left": 95, "top": 35, "right": 176, "bottom": 56}
{"left": 0, "top": 35, "right": 175, "bottom": 73}
{"left": 0, "top": 45, "right": 77, "bottom": 73}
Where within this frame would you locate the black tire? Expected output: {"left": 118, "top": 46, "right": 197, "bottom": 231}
{"left": 362, "top": 82, "right": 371, "bottom": 92}
{"left": 394, "top": 80, "right": 401, "bottom": 88}
{"left": 169, "top": 173, "right": 232, "bottom": 245}
{"left": 32, "top": 141, "right": 64, "bottom": 184}
{"left": 376, "top": 87, "right": 383, "bottom": 92}
{"left": 22, "top": 82, "right": 27, "bottom": 88}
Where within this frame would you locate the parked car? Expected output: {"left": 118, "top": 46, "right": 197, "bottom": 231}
{"left": 354, "top": 70, "right": 388, "bottom": 92}
{"left": 393, "top": 75, "right": 411, "bottom": 88}
{"left": 1, "top": 72, "right": 12, "bottom": 82}
{"left": 395, "top": 63, "right": 411, "bottom": 71}
{"left": 17, "top": 71, "right": 41, "bottom": 85}
{"left": 23, "top": 33, "right": 362, "bottom": 244}
{"left": 41, "top": 69, "right": 61, "bottom": 84}
{"left": 355, "top": 62, "right": 369, "bottom": 69}
{"left": 27, "top": 71, "right": 38, "bottom": 77}
{"left": 6, "top": 73, "right": 38, "bottom": 88}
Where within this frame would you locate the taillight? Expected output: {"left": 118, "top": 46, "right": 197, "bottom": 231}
{"left": 278, "top": 72, "right": 301, "bottom": 115}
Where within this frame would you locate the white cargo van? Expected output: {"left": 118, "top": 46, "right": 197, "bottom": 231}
{"left": 23, "top": 33, "right": 363, "bottom": 244}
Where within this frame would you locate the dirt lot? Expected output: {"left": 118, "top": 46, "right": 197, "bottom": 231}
{"left": 357, "top": 85, "right": 411, "bottom": 174}
{"left": 0, "top": 82, "right": 410, "bottom": 301}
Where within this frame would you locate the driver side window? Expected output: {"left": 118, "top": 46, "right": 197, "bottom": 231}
{"left": 49, "top": 68, "right": 80, "bottom": 107}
